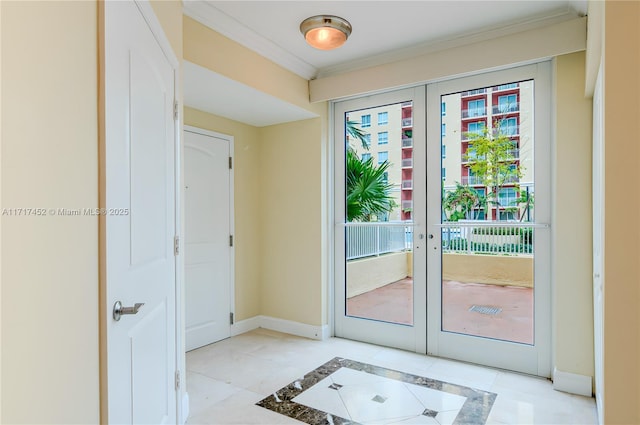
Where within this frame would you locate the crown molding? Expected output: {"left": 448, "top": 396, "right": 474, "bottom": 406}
{"left": 183, "top": 1, "right": 318, "bottom": 80}
{"left": 316, "top": 6, "right": 582, "bottom": 78}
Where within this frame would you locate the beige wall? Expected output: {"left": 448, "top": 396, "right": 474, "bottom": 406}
{"left": 553, "top": 51, "right": 594, "bottom": 386}
{"left": 1, "top": 2, "right": 100, "bottom": 423}
{"left": 184, "top": 107, "right": 262, "bottom": 321}
{"left": 443, "top": 254, "right": 533, "bottom": 288}
{"left": 150, "top": 0, "right": 183, "bottom": 61}
{"left": 259, "top": 119, "right": 326, "bottom": 326}
{"left": 602, "top": 2, "right": 640, "bottom": 423}
{"left": 347, "top": 253, "right": 410, "bottom": 298}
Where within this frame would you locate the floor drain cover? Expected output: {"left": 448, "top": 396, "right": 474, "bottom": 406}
{"left": 469, "top": 305, "right": 502, "bottom": 315}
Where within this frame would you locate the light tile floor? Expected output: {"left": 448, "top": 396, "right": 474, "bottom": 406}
{"left": 186, "top": 329, "right": 597, "bottom": 425}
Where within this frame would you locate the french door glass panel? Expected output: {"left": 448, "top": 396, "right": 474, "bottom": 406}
{"left": 334, "top": 87, "right": 427, "bottom": 353}
{"left": 426, "top": 63, "right": 551, "bottom": 376}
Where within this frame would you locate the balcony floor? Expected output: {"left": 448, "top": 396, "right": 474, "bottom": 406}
{"left": 346, "top": 278, "right": 533, "bottom": 344}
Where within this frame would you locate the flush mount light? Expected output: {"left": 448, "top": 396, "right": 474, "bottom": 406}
{"left": 300, "top": 15, "right": 352, "bottom": 50}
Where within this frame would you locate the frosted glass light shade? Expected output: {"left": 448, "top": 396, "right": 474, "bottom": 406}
{"left": 300, "top": 15, "right": 352, "bottom": 50}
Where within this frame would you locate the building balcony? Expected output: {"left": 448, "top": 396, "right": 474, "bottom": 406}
{"left": 460, "top": 88, "right": 487, "bottom": 97}
{"left": 402, "top": 118, "right": 413, "bottom": 127}
{"left": 402, "top": 180, "right": 413, "bottom": 190}
{"left": 461, "top": 109, "right": 487, "bottom": 119}
{"left": 492, "top": 103, "right": 520, "bottom": 114}
{"left": 492, "top": 83, "right": 519, "bottom": 92}
{"left": 402, "top": 138, "right": 413, "bottom": 148}
{"left": 401, "top": 101, "right": 412, "bottom": 108}
{"left": 461, "top": 175, "right": 483, "bottom": 185}
{"left": 401, "top": 158, "right": 413, "bottom": 168}
{"left": 401, "top": 200, "right": 413, "bottom": 211}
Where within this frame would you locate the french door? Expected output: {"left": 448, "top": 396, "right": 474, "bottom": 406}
{"left": 334, "top": 87, "right": 427, "bottom": 352}
{"left": 426, "top": 63, "right": 551, "bottom": 376}
{"left": 334, "top": 63, "right": 552, "bottom": 376}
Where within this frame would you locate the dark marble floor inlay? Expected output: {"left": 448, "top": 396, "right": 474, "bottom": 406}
{"left": 256, "top": 357, "right": 497, "bottom": 425}
{"left": 371, "top": 394, "right": 387, "bottom": 404}
{"left": 422, "top": 408, "right": 439, "bottom": 417}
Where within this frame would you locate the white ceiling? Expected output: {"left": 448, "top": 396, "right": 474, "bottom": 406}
{"left": 183, "top": 0, "right": 587, "bottom": 127}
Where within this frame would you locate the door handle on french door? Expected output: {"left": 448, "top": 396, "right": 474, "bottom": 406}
{"left": 113, "top": 301, "right": 145, "bottom": 321}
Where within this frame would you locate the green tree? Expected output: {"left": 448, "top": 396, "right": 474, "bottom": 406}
{"left": 346, "top": 144, "right": 396, "bottom": 222}
{"left": 443, "top": 183, "right": 481, "bottom": 221}
{"left": 464, "top": 120, "right": 522, "bottom": 220}
{"left": 347, "top": 120, "right": 369, "bottom": 150}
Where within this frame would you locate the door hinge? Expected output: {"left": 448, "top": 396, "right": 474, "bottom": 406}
{"left": 229, "top": 157, "right": 233, "bottom": 169}
{"left": 229, "top": 235, "right": 234, "bottom": 247}
{"left": 175, "top": 370, "right": 181, "bottom": 391}
{"left": 174, "top": 236, "right": 180, "bottom": 256}
{"left": 230, "top": 312, "right": 234, "bottom": 325}
{"left": 173, "top": 100, "right": 179, "bottom": 121}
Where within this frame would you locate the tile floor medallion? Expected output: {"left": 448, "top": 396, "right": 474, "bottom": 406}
{"left": 256, "top": 357, "right": 497, "bottom": 425}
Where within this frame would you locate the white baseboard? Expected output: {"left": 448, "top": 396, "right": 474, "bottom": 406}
{"left": 553, "top": 367, "right": 593, "bottom": 397}
{"left": 230, "top": 315, "right": 261, "bottom": 336}
{"left": 230, "top": 315, "right": 329, "bottom": 341}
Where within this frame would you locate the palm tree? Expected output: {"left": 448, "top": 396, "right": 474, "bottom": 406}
{"left": 346, "top": 120, "right": 369, "bottom": 149}
{"left": 346, "top": 149, "right": 396, "bottom": 222}
{"left": 443, "top": 183, "right": 482, "bottom": 221}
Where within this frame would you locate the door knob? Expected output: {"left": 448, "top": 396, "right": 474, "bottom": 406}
{"left": 113, "top": 301, "right": 144, "bottom": 321}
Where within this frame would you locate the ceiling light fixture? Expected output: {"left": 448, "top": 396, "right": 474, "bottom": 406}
{"left": 300, "top": 15, "right": 352, "bottom": 50}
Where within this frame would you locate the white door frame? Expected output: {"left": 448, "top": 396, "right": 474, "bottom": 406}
{"left": 183, "top": 125, "right": 235, "bottom": 349}
{"left": 99, "top": 1, "right": 185, "bottom": 423}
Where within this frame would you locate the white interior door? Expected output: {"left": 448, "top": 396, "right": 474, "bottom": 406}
{"left": 103, "top": 2, "right": 178, "bottom": 423}
{"left": 426, "top": 63, "right": 552, "bottom": 376}
{"left": 184, "top": 127, "right": 233, "bottom": 351}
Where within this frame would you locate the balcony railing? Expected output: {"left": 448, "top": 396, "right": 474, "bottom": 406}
{"left": 461, "top": 88, "right": 487, "bottom": 97}
{"left": 464, "top": 148, "right": 519, "bottom": 162}
{"left": 401, "top": 200, "right": 413, "bottom": 210}
{"left": 439, "top": 221, "right": 535, "bottom": 255}
{"left": 402, "top": 138, "right": 413, "bottom": 148}
{"left": 461, "top": 175, "right": 483, "bottom": 185}
{"left": 402, "top": 118, "right": 413, "bottom": 127}
{"left": 461, "top": 109, "right": 487, "bottom": 118}
{"left": 401, "top": 158, "right": 413, "bottom": 168}
{"left": 495, "top": 126, "right": 519, "bottom": 137}
{"left": 493, "top": 83, "right": 519, "bottom": 92}
{"left": 402, "top": 180, "right": 413, "bottom": 189}
{"left": 493, "top": 103, "right": 520, "bottom": 114}
{"left": 346, "top": 222, "right": 413, "bottom": 260}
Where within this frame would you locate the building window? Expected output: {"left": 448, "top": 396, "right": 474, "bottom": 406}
{"left": 382, "top": 171, "right": 389, "bottom": 185}
{"left": 441, "top": 123, "right": 446, "bottom": 137}
{"left": 498, "top": 187, "right": 518, "bottom": 207}
{"left": 361, "top": 153, "right": 371, "bottom": 162}
{"left": 498, "top": 94, "right": 518, "bottom": 112}
{"left": 442, "top": 145, "right": 446, "bottom": 158}
{"left": 377, "top": 112, "right": 388, "bottom": 125}
{"left": 441, "top": 168, "right": 446, "bottom": 179}
{"left": 499, "top": 210, "right": 516, "bottom": 220}
{"left": 363, "top": 134, "right": 371, "bottom": 147}
{"left": 467, "top": 121, "right": 486, "bottom": 137}
{"left": 441, "top": 102, "right": 446, "bottom": 116}
{"left": 361, "top": 114, "right": 371, "bottom": 128}
{"left": 377, "top": 132, "right": 388, "bottom": 145}
{"left": 499, "top": 117, "right": 518, "bottom": 136}
{"left": 378, "top": 151, "right": 388, "bottom": 164}
{"left": 468, "top": 99, "right": 486, "bottom": 117}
